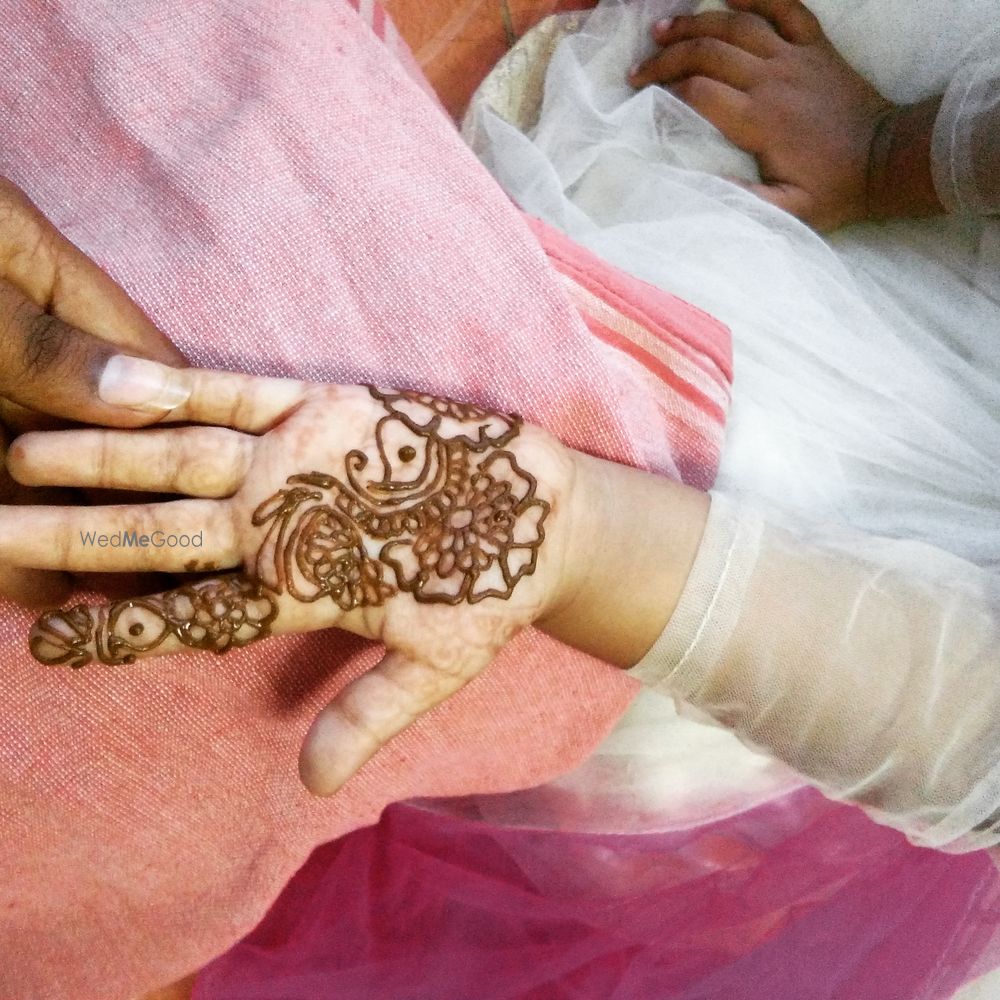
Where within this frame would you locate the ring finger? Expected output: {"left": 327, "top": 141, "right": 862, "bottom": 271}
{"left": 0, "top": 498, "right": 237, "bottom": 572}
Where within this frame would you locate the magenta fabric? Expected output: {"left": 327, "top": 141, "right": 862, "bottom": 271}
{"left": 0, "top": 2, "right": 731, "bottom": 998}
{"left": 195, "top": 796, "right": 1000, "bottom": 1000}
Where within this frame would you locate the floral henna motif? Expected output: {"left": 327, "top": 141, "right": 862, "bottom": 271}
{"left": 252, "top": 386, "right": 549, "bottom": 608}
{"left": 29, "top": 575, "right": 278, "bottom": 668}
{"left": 367, "top": 386, "right": 519, "bottom": 450}
{"left": 382, "top": 450, "right": 548, "bottom": 603}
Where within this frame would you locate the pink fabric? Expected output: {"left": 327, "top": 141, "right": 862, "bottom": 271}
{"left": 527, "top": 215, "right": 732, "bottom": 490}
{"left": 195, "top": 797, "right": 1000, "bottom": 1000}
{"left": 0, "top": 3, "right": 729, "bottom": 998}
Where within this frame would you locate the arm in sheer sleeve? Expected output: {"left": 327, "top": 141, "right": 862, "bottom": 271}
{"left": 629, "top": 493, "right": 1000, "bottom": 853}
{"left": 931, "top": 28, "right": 1000, "bottom": 215}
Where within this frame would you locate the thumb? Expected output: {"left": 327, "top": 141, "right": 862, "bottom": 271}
{"left": 0, "top": 279, "right": 191, "bottom": 426}
{"left": 299, "top": 646, "right": 491, "bottom": 796}
{"left": 0, "top": 178, "right": 184, "bottom": 364}
{"left": 0, "top": 178, "right": 187, "bottom": 427}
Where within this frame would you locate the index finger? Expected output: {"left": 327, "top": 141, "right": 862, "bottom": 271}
{"left": 97, "top": 356, "right": 310, "bottom": 433}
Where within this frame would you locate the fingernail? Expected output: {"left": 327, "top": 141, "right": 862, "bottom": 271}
{"left": 654, "top": 17, "right": 674, "bottom": 35}
{"left": 98, "top": 355, "right": 191, "bottom": 412}
{"left": 629, "top": 61, "right": 643, "bottom": 78}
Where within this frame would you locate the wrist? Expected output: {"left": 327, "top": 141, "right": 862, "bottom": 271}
{"left": 536, "top": 448, "right": 710, "bottom": 668}
{"left": 865, "top": 97, "right": 945, "bottom": 221}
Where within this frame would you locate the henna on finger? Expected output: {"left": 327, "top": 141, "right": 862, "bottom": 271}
{"left": 30, "top": 574, "right": 278, "bottom": 667}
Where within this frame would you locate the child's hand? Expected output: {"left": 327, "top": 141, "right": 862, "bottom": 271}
{"left": 5, "top": 362, "right": 577, "bottom": 793}
{"left": 630, "top": 0, "right": 894, "bottom": 231}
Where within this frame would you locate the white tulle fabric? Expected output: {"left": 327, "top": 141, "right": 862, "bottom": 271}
{"left": 932, "top": 25, "right": 1000, "bottom": 215}
{"left": 462, "top": 0, "right": 1000, "bottom": 848}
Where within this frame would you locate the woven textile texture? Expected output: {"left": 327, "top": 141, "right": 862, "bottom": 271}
{"left": 0, "top": 2, "right": 729, "bottom": 997}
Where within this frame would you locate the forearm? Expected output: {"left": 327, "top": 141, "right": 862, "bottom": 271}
{"left": 868, "top": 42, "right": 1000, "bottom": 220}
{"left": 629, "top": 496, "right": 1000, "bottom": 852}
{"left": 541, "top": 447, "right": 1000, "bottom": 850}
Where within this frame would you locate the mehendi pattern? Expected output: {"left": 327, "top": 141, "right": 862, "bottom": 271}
{"left": 30, "top": 575, "right": 278, "bottom": 668}
{"left": 252, "top": 387, "right": 549, "bottom": 606}
{"left": 29, "top": 387, "right": 550, "bottom": 667}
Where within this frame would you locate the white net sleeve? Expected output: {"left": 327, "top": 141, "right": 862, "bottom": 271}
{"left": 931, "top": 28, "right": 1000, "bottom": 215}
{"left": 630, "top": 493, "right": 1000, "bottom": 853}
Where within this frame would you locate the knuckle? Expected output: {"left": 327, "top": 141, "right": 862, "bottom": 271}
{"left": 336, "top": 690, "right": 385, "bottom": 749}
{"left": 686, "top": 36, "right": 715, "bottom": 60}
{"left": 176, "top": 428, "right": 242, "bottom": 495}
{"left": 779, "top": 1, "right": 822, "bottom": 41}
{"left": 21, "top": 310, "right": 73, "bottom": 377}
{"left": 0, "top": 186, "right": 30, "bottom": 242}
{"left": 98, "top": 429, "right": 114, "bottom": 486}
{"left": 672, "top": 77, "right": 694, "bottom": 101}
{"left": 731, "top": 12, "right": 761, "bottom": 36}
{"left": 676, "top": 75, "right": 712, "bottom": 104}
{"left": 233, "top": 393, "right": 258, "bottom": 431}
{"left": 0, "top": 197, "right": 18, "bottom": 240}
{"left": 801, "top": 11, "right": 822, "bottom": 37}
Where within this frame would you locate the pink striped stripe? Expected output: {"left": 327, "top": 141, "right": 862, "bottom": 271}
{"left": 561, "top": 274, "right": 730, "bottom": 423}
{"left": 524, "top": 215, "right": 733, "bottom": 387}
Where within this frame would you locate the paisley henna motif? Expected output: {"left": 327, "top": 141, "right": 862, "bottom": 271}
{"left": 252, "top": 386, "right": 549, "bottom": 607}
{"left": 29, "top": 575, "right": 278, "bottom": 667}
{"left": 251, "top": 483, "right": 394, "bottom": 609}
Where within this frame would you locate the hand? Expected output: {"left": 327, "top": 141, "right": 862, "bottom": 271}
{"left": 629, "top": 0, "right": 895, "bottom": 230}
{"left": 6, "top": 366, "right": 579, "bottom": 794}
{"left": 0, "top": 178, "right": 187, "bottom": 604}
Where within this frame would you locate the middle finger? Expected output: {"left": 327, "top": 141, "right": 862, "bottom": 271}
{"left": 9, "top": 426, "right": 254, "bottom": 497}
{"left": 652, "top": 11, "right": 784, "bottom": 58}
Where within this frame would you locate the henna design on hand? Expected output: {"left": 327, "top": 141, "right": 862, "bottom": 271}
{"left": 29, "top": 387, "right": 550, "bottom": 667}
{"left": 252, "top": 387, "right": 549, "bottom": 607}
{"left": 30, "top": 575, "right": 278, "bottom": 667}
{"left": 250, "top": 482, "right": 394, "bottom": 610}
